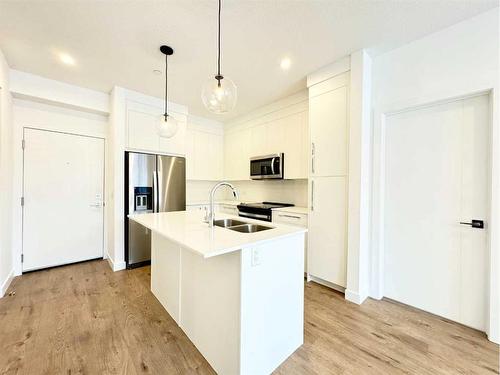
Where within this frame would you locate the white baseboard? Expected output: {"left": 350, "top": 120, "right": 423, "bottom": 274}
{"left": 106, "top": 252, "right": 126, "bottom": 272}
{"left": 0, "top": 269, "right": 15, "bottom": 298}
{"left": 307, "top": 275, "right": 346, "bottom": 294}
{"left": 345, "top": 289, "right": 368, "bottom": 305}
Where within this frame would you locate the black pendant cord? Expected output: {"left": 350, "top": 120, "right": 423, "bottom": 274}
{"left": 216, "top": 0, "right": 223, "bottom": 87}
{"left": 164, "top": 53, "right": 168, "bottom": 120}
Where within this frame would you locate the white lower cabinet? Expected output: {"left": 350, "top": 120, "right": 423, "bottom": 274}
{"left": 273, "top": 211, "right": 308, "bottom": 272}
{"left": 308, "top": 176, "right": 347, "bottom": 287}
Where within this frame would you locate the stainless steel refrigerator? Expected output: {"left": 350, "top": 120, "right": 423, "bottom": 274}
{"left": 125, "top": 152, "right": 186, "bottom": 268}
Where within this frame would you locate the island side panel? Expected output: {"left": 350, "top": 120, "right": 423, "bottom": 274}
{"left": 180, "top": 248, "right": 242, "bottom": 375}
{"left": 239, "top": 233, "right": 305, "bottom": 375}
{"left": 151, "top": 232, "right": 181, "bottom": 324}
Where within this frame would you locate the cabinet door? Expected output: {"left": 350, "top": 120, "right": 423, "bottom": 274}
{"left": 128, "top": 109, "right": 159, "bottom": 151}
{"left": 250, "top": 124, "right": 267, "bottom": 157}
{"left": 308, "top": 176, "right": 347, "bottom": 287}
{"left": 236, "top": 128, "right": 251, "bottom": 180}
{"left": 309, "top": 86, "right": 348, "bottom": 177}
{"left": 194, "top": 131, "right": 210, "bottom": 180}
{"left": 158, "top": 115, "right": 186, "bottom": 156}
{"left": 273, "top": 212, "right": 308, "bottom": 273}
{"left": 212, "top": 133, "right": 224, "bottom": 180}
{"left": 224, "top": 132, "right": 235, "bottom": 180}
{"left": 266, "top": 119, "right": 285, "bottom": 155}
{"left": 185, "top": 128, "right": 196, "bottom": 180}
{"left": 283, "top": 111, "right": 308, "bottom": 179}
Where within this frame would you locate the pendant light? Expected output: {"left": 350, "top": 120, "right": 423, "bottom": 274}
{"left": 158, "top": 45, "right": 178, "bottom": 138}
{"left": 201, "top": 0, "right": 237, "bottom": 114}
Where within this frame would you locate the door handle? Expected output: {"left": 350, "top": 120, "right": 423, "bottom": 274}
{"left": 311, "top": 180, "right": 314, "bottom": 212}
{"left": 460, "top": 219, "right": 484, "bottom": 229}
{"left": 153, "top": 171, "right": 158, "bottom": 212}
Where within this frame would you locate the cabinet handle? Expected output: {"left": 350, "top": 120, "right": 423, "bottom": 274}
{"left": 278, "top": 214, "right": 301, "bottom": 219}
{"left": 311, "top": 142, "right": 315, "bottom": 174}
{"left": 311, "top": 180, "right": 314, "bottom": 211}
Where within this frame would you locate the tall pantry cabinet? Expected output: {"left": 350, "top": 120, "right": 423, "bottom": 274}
{"left": 307, "top": 72, "right": 349, "bottom": 288}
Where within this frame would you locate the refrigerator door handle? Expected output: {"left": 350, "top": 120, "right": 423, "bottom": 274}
{"left": 153, "top": 170, "right": 159, "bottom": 212}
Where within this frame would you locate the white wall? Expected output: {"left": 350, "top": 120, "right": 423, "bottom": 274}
{"left": 370, "top": 8, "right": 499, "bottom": 343}
{"left": 10, "top": 70, "right": 109, "bottom": 115}
{"left": 0, "top": 49, "right": 14, "bottom": 297}
{"left": 11, "top": 98, "right": 108, "bottom": 276}
{"left": 346, "top": 50, "right": 373, "bottom": 305}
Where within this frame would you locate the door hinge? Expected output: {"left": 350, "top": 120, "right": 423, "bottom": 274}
{"left": 21, "top": 254, "right": 24, "bottom": 263}
{"left": 21, "top": 139, "right": 25, "bottom": 149}
{"left": 21, "top": 197, "right": 24, "bottom": 206}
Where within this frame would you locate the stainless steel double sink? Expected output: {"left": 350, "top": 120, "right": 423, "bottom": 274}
{"left": 214, "top": 219, "right": 274, "bottom": 233}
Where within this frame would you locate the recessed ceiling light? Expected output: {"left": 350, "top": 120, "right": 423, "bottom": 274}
{"left": 280, "top": 57, "right": 291, "bottom": 70}
{"left": 59, "top": 52, "right": 75, "bottom": 66}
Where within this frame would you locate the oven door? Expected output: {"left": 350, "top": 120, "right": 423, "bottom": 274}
{"left": 250, "top": 153, "right": 283, "bottom": 180}
{"left": 238, "top": 210, "right": 272, "bottom": 222}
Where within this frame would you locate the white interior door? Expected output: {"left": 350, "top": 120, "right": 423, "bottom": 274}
{"left": 384, "top": 94, "right": 489, "bottom": 331}
{"left": 23, "top": 128, "right": 105, "bottom": 271}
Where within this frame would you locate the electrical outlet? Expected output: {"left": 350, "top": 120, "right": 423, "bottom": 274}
{"left": 251, "top": 248, "right": 261, "bottom": 267}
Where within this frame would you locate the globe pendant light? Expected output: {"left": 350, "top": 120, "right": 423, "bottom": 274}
{"left": 159, "top": 45, "right": 178, "bottom": 138}
{"left": 201, "top": 0, "right": 237, "bottom": 114}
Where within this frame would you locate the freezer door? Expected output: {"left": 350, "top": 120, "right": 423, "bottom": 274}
{"left": 126, "top": 152, "right": 156, "bottom": 266}
{"left": 157, "top": 155, "right": 186, "bottom": 212}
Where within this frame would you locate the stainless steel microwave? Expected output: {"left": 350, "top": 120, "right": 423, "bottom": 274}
{"left": 250, "top": 153, "right": 284, "bottom": 180}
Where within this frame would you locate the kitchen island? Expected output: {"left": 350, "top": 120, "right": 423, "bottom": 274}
{"left": 129, "top": 210, "right": 307, "bottom": 375}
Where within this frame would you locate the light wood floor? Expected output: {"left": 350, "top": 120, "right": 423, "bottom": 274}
{"left": 0, "top": 260, "right": 498, "bottom": 375}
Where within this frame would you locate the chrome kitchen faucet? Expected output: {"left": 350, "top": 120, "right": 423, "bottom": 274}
{"left": 205, "top": 182, "right": 239, "bottom": 227}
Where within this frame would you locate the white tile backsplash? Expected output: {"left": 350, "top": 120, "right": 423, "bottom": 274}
{"left": 223, "top": 179, "right": 308, "bottom": 207}
{"left": 186, "top": 180, "right": 227, "bottom": 202}
{"left": 187, "top": 179, "right": 308, "bottom": 207}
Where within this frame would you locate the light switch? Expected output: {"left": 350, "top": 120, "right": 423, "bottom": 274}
{"left": 251, "top": 248, "right": 261, "bottom": 267}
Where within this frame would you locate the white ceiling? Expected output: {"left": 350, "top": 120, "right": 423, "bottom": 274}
{"left": 0, "top": 1, "right": 497, "bottom": 121}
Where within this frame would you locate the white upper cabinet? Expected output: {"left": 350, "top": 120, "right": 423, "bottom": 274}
{"left": 224, "top": 94, "right": 309, "bottom": 181}
{"left": 127, "top": 109, "right": 159, "bottom": 152}
{"left": 185, "top": 127, "right": 196, "bottom": 179}
{"left": 250, "top": 123, "right": 268, "bottom": 157}
{"left": 309, "top": 73, "right": 348, "bottom": 177}
{"left": 283, "top": 111, "right": 308, "bottom": 179}
{"left": 127, "top": 100, "right": 186, "bottom": 156}
{"left": 225, "top": 127, "right": 251, "bottom": 181}
{"left": 186, "top": 120, "right": 224, "bottom": 181}
{"left": 159, "top": 116, "right": 187, "bottom": 156}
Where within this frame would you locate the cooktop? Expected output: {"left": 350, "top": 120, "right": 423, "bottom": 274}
{"left": 237, "top": 202, "right": 294, "bottom": 210}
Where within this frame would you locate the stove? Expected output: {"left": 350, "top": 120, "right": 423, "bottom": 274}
{"left": 237, "top": 202, "right": 294, "bottom": 222}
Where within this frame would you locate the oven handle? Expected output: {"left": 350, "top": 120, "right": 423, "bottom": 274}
{"left": 238, "top": 211, "right": 270, "bottom": 221}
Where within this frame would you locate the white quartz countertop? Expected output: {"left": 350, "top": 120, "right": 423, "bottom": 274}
{"left": 129, "top": 210, "right": 307, "bottom": 259}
